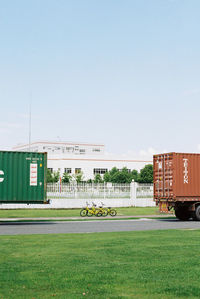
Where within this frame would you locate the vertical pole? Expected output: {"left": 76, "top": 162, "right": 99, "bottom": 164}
{"left": 168, "top": 154, "right": 170, "bottom": 198}
{"left": 157, "top": 157, "right": 159, "bottom": 201}
{"left": 130, "top": 180, "right": 137, "bottom": 206}
{"left": 59, "top": 176, "right": 62, "bottom": 194}
{"left": 75, "top": 181, "right": 77, "bottom": 199}
{"left": 163, "top": 155, "right": 165, "bottom": 197}
{"left": 29, "top": 93, "right": 32, "bottom": 151}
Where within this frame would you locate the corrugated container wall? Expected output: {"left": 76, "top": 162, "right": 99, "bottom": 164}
{"left": 0, "top": 151, "right": 47, "bottom": 203}
{"left": 154, "top": 153, "right": 200, "bottom": 201}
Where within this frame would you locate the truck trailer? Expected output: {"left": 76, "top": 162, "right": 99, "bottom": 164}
{"left": 154, "top": 152, "right": 200, "bottom": 221}
{"left": 0, "top": 151, "right": 47, "bottom": 204}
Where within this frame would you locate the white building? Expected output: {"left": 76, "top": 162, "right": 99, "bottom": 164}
{"left": 13, "top": 141, "right": 153, "bottom": 180}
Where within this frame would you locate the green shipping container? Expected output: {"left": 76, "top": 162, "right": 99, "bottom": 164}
{"left": 0, "top": 151, "right": 47, "bottom": 203}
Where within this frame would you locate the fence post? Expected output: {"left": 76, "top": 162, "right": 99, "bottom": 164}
{"left": 130, "top": 180, "right": 137, "bottom": 205}
{"left": 74, "top": 182, "right": 77, "bottom": 199}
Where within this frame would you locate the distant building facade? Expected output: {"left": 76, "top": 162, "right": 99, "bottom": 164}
{"left": 13, "top": 141, "right": 152, "bottom": 180}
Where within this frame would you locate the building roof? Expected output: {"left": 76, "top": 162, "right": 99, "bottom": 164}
{"left": 13, "top": 140, "right": 105, "bottom": 149}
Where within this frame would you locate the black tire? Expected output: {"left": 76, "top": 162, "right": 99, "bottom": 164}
{"left": 102, "top": 210, "right": 108, "bottom": 217}
{"left": 194, "top": 205, "right": 200, "bottom": 221}
{"left": 94, "top": 209, "right": 100, "bottom": 216}
{"left": 87, "top": 210, "right": 93, "bottom": 217}
{"left": 96, "top": 212, "right": 102, "bottom": 217}
{"left": 80, "top": 209, "right": 87, "bottom": 217}
{"left": 104, "top": 208, "right": 108, "bottom": 215}
{"left": 175, "top": 207, "right": 190, "bottom": 221}
{"left": 110, "top": 209, "right": 117, "bottom": 217}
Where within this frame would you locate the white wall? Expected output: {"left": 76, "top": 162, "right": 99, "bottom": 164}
{"left": 0, "top": 198, "right": 133, "bottom": 209}
{"left": 0, "top": 197, "right": 155, "bottom": 209}
{"left": 48, "top": 156, "right": 152, "bottom": 180}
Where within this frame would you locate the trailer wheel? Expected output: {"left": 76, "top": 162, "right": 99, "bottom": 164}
{"left": 175, "top": 207, "right": 190, "bottom": 221}
{"left": 194, "top": 205, "right": 200, "bottom": 221}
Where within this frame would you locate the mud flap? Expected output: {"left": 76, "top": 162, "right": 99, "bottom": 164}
{"left": 159, "top": 201, "right": 170, "bottom": 213}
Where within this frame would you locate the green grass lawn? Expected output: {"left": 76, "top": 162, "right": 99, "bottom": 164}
{"left": 0, "top": 230, "right": 200, "bottom": 298}
{"left": 0, "top": 207, "right": 161, "bottom": 218}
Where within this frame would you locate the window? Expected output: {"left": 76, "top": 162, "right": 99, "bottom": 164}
{"left": 48, "top": 168, "right": 53, "bottom": 173}
{"left": 93, "top": 148, "right": 101, "bottom": 152}
{"left": 66, "top": 147, "right": 74, "bottom": 152}
{"left": 80, "top": 149, "right": 85, "bottom": 154}
{"left": 93, "top": 168, "right": 108, "bottom": 175}
{"left": 118, "top": 169, "right": 131, "bottom": 173}
{"left": 75, "top": 168, "right": 81, "bottom": 174}
{"left": 64, "top": 168, "right": 72, "bottom": 174}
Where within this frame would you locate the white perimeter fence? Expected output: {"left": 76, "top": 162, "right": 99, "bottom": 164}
{"left": 0, "top": 182, "right": 155, "bottom": 209}
{"left": 47, "top": 183, "right": 131, "bottom": 199}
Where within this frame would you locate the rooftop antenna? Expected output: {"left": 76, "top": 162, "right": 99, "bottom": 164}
{"left": 29, "top": 93, "right": 32, "bottom": 152}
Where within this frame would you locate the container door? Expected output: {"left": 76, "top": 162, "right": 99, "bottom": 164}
{"left": 154, "top": 153, "right": 174, "bottom": 199}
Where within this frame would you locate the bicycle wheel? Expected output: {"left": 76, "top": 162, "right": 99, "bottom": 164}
{"left": 96, "top": 211, "right": 102, "bottom": 217}
{"left": 102, "top": 209, "right": 108, "bottom": 217}
{"left": 103, "top": 208, "right": 108, "bottom": 215}
{"left": 110, "top": 209, "right": 117, "bottom": 217}
{"left": 87, "top": 210, "right": 93, "bottom": 217}
{"left": 95, "top": 209, "right": 100, "bottom": 216}
{"left": 80, "top": 209, "right": 87, "bottom": 217}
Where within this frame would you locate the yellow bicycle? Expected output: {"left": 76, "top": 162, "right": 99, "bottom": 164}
{"left": 80, "top": 201, "right": 90, "bottom": 217}
{"left": 80, "top": 202, "right": 100, "bottom": 217}
{"left": 96, "top": 202, "right": 108, "bottom": 217}
{"left": 99, "top": 202, "right": 117, "bottom": 217}
{"left": 87, "top": 202, "right": 99, "bottom": 217}
{"left": 106, "top": 206, "right": 117, "bottom": 216}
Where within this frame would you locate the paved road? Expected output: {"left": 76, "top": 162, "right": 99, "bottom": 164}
{"left": 0, "top": 219, "right": 200, "bottom": 235}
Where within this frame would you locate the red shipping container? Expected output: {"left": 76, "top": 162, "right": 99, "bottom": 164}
{"left": 154, "top": 153, "right": 200, "bottom": 220}
{"left": 154, "top": 152, "right": 200, "bottom": 200}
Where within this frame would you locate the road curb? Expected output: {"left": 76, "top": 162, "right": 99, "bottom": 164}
{"left": 0, "top": 214, "right": 174, "bottom": 221}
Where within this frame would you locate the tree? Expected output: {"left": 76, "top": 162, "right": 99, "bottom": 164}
{"left": 138, "top": 164, "right": 153, "bottom": 183}
{"left": 72, "top": 171, "right": 84, "bottom": 183}
{"left": 103, "top": 172, "right": 111, "bottom": 182}
{"left": 62, "top": 172, "right": 71, "bottom": 183}
{"left": 131, "top": 169, "right": 139, "bottom": 182}
{"left": 76, "top": 172, "right": 84, "bottom": 183}
{"left": 47, "top": 169, "right": 60, "bottom": 183}
{"left": 109, "top": 167, "right": 118, "bottom": 177}
{"left": 52, "top": 171, "right": 60, "bottom": 183}
{"left": 111, "top": 167, "right": 132, "bottom": 183}
{"left": 94, "top": 174, "right": 103, "bottom": 183}
{"left": 103, "top": 167, "right": 137, "bottom": 184}
{"left": 87, "top": 178, "right": 93, "bottom": 183}
{"left": 47, "top": 168, "right": 53, "bottom": 183}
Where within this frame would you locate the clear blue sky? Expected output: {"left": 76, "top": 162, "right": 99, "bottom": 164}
{"left": 0, "top": 0, "right": 200, "bottom": 157}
